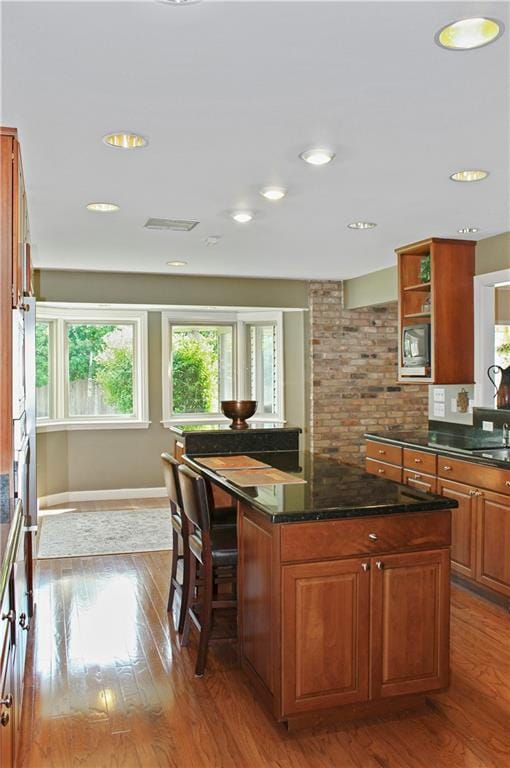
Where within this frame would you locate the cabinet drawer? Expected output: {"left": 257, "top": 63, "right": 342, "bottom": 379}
{"left": 366, "top": 459, "right": 402, "bottom": 483}
{"left": 403, "top": 469, "right": 437, "bottom": 494}
{"left": 438, "top": 456, "right": 510, "bottom": 494}
{"left": 280, "top": 511, "right": 451, "bottom": 563}
{"left": 403, "top": 448, "right": 437, "bottom": 475}
{"left": 366, "top": 441, "right": 402, "bottom": 466}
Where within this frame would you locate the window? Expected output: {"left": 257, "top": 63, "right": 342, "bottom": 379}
{"left": 162, "top": 311, "right": 284, "bottom": 424}
{"left": 36, "top": 306, "right": 149, "bottom": 430}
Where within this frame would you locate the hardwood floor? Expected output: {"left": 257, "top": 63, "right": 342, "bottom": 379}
{"left": 19, "top": 499, "right": 510, "bottom": 767}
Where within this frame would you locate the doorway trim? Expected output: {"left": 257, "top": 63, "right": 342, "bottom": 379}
{"left": 474, "top": 268, "right": 510, "bottom": 406}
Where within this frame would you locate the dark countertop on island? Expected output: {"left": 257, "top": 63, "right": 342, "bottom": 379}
{"left": 169, "top": 422, "right": 301, "bottom": 435}
{"left": 183, "top": 450, "right": 456, "bottom": 524}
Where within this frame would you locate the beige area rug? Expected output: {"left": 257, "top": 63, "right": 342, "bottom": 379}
{"left": 37, "top": 507, "right": 172, "bottom": 559}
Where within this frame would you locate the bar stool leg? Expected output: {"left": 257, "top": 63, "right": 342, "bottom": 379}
{"left": 167, "top": 527, "right": 180, "bottom": 613}
{"left": 195, "top": 558, "right": 213, "bottom": 677}
{"left": 181, "top": 555, "right": 197, "bottom": 648}
{"left": 177, "top": 528, "right": 190, "bottom": 634}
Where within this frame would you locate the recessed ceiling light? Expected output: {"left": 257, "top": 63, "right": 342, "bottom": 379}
{"left": 450, "top": 169, "right": 489, "bottom": 182}
{"left": 166, "top": 260, "right": 187, "bottom": 267}
{"left": 103, "top": 132, "right": 148, "bottom": 149}
{"left": 231, "top": 211, "right": 254, "bottom": 224}
{"left": 86, "top": 202, "right": 120, "bottom": 212}
{"left": 260, "top": 186, "right": 287, "bottom": 201}
{"left": 458, "top": 227, "right": 479, "bottom": 234}
{"left": 347, "top": 221, "right": 377, "bottom": 230}
{"left": 436, "top": 18, "right": 503, "bottom": 50}
{"left": 299, "top": 148, "right": 335, "bottom": 166}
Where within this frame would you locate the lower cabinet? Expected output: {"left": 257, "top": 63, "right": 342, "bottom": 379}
{"left": 403, "top": 469, "right": 437, "bottom": 494}
{"left": 476, "top": 489, "right": 510, "bottom": 598}
{"left": 281, "top": 549, "right": 449, "bottom": 717}
{"left": 437, "top": 478, "right": 477, "bottom": 579}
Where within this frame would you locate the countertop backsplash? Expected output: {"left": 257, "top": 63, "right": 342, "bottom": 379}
{"left": 428, "top": 384, "right": 474, "bottom": 426}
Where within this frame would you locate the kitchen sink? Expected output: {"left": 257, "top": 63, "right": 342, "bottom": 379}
{"left": 471, "top": 447, "right": 510, "bottom": 462}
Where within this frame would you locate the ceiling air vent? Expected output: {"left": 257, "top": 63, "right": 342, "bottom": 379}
{"left": 144, "top": 217, "right": 199, "bottom": 232}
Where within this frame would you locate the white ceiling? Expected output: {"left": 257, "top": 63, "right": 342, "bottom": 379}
{"left": 2, "top": 0, "right": 509, "bottom": 280}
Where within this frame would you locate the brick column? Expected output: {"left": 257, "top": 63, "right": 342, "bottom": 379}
{"left": 309, "top": 280, "right": 428, "bottom": 465}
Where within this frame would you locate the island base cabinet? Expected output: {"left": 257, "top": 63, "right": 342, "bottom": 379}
{"left": 281, "top": 558, "right": 370, "bottom": 716}
{"left": 370, "top": 549, "right": 450, "bottom": 699}
{"left": 281, "top": 550, "right": 449, "bottom": 718}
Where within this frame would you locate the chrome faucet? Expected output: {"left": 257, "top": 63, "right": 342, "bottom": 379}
{"left": 503, "top": 423, "right": 510, "bottom": 448}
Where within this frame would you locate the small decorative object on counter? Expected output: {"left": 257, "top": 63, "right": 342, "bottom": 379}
{"left": 421, "top": 296, "right": 431, "bottom": 313}
{"left": 456, "top": 388, "right": 469, "bottom": 413}
{"left": 419, "top": 254, "right": 431, "bottom": 282}
{"left": 221, "top": 399, "right": 257, "bottom": 429}
{"left": 487, "top": 365, "right": 510, "bottom": 409}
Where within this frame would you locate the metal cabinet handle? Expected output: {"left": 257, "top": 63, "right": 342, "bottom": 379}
{"left": 377, "top": 468, "right": 385, "bottom": 474}
{"left": 1, "top": 610, "right": 14, "bottom": 624}
{"left": 378, "top": 449, "right": 385, "bottom": 455}
{"left": 506, "top": 481, "right": 510, "bottom": 488}
{"left": 414, "top": 458, "right": 422, "bottom": 464}
{"left": 443, "top": 465, "right": 452, "bottom": 472}
{"left": 0, "top": 695, "right": 12, "bottom": 709}
{"left": 413, "top": 473, "right": 421, "bottom": 480}
{"left": 476, "top": 491, "right": 484, "bottom": 497}
{"left": 361, "top": 562, "right": 370, "bottom": 572}
{"left": 0, "top": 712, "right": 9, "bottom": 727}
{"left": 468, "top": 489, "right": 477, "bottom": 496}
{"left": 376, "top": 560, "right": 384, "bottom": 570}
{"left": 368, "top": 533, "right": 378, "bottom": 541}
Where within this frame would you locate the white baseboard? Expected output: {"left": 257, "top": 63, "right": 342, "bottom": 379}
{"left": 38, "top": 486, "right": 166, "bottom": 509}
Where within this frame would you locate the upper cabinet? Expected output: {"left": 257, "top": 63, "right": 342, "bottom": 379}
{"left": 0, "top": 127, "right": 32, "bottom": 309}
{"left": 397, "top": 237, "right": 475, "bottom": 384}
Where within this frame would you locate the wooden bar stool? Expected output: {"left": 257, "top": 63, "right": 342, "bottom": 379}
{"left": 178, "top": 464, "right": 237, "bottom": 677}
{"left": 161, "top": 453, "right": 189, "bottom": 633}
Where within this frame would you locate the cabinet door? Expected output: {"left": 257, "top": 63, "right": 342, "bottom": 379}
{"left": 0, "top": 632, "right": 14, "bottom": 768}
{"left": 370, "top": 549, "right": 449, "bottom": 699}
{"left": 437, "top": 478, "right": 477, "bottom": 578}
{"left": 281, "top": 557, "right": 370, "bottom": 716}
{"left": 476, "top": 489, "right": 510, "bottom": 598}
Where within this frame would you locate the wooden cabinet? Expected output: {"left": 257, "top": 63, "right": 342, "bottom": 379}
{"left": 437, "top": 478, "right": 477, "bottom": 578}
{"left": 365, "top": 440, "right": 402, "bottom": 482}
{"left": 397, "top": 237, "right": 475, "bottom": 384}
{"left": 173, "top": 439, "right": 234, "bottom": 508}
{"left": 403, "top": 469, "right": 437, "bottom": 494}
{"left": 238, "top": 501, "right": 451, "bottom": 726}
{"left": 366, "top": 459, "right": 402, "bottom": 483}
{"left": 371, "top": 549, "right": 449, "bottom": 698}
{"left": 282, "top": 557, "right": 370, "bottom": 715}
{"left": 476, "top": 489, "right": 510, "bottom": 598}
{"left": 281, "top": 548, "right": 449, "bottom": 717}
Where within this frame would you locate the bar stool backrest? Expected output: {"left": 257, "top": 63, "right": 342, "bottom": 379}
{"left": 161, "top": 453, "right": 183, "bottom": 512}
{"left": 178, "top": 464, "right": 212, "bottom": 534}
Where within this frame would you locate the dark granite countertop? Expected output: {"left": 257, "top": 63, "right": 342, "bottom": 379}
{"left": 170, "top": 422, "right": 301, "bottom": 436}
{"left": 365, "top": 431, "right": 510, "bottom": 469}
{"left": 183, "top": 450, "right": 456, "bottom": 524}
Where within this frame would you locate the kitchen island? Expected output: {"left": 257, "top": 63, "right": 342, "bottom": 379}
{"left": 184, "top": 450, "right": 456, "bottom": 729}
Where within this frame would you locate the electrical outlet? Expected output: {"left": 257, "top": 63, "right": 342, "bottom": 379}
{"left": 482, "top": 421, "right": 494, "bottom": 432}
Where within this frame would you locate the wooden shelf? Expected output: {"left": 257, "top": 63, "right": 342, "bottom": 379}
{"left": 404, "top": 312, "right": 431, "bottom": 319}
{"left": 403, "top": 282, "right": 431, "bottom": 292}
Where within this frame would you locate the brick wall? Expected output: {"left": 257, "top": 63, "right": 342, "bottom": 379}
{"left": 309, "top": 280, "right": 429, "bottom": 465}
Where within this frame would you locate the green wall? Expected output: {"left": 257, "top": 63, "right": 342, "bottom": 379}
{"left": 36, "top": 270, "right": 309, "bottom": 497}
{"left": 344, "top": 232, "right": 510, "bottom": 309}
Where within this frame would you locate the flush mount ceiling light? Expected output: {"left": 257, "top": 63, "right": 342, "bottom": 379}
{"left": 347, "top": 221, "right": 377, "bottom": 230}
{"left": 86, "top": 202, "right": 120, "bottom": 212}
{"left": 436, "top": 17, "right": 503, "bottom": 50}
{"left": 458, "top": 227, "right": 479, "bottom": 234}
{"left": 231, "top": 211, "right": 254, "bottom": 223}
{"left": 450, "top": 169, "right": 489, "bottom": 182}
{"left": 166, "top": 260, "right": 187, "bottom": 267}
{"left": 299, "top": 148, "right": 335, "bottom": 166}
{"left": 103, "top": 132, "right": 148, "bottom": 149}
{"left": 158, "top": 0, "right": 201, "bottom": 4}
{"left": 260, "top": 186, "right": 287, "bottom": 201}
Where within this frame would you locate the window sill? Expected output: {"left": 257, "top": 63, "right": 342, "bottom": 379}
{"left": 36, "top": 420, "right": 151, "bottom": 433}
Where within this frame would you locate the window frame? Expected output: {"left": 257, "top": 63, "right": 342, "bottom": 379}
{"left": 36, "top": 305, "right": 149, "bottom": 432}
{"left": 161, "top": 310, "right": 284, "bottom": 426}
